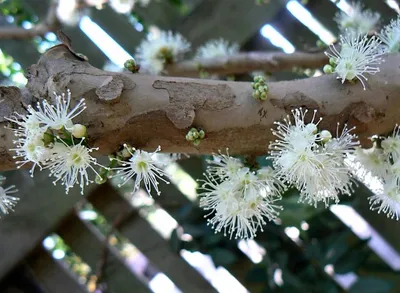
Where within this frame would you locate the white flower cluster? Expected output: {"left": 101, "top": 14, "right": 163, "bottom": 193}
{"left": 353, "top": 126, "right": 400, "bottom": 220}
{"left": 195, "top": 39, "right": 239, "bottom": 60}
{"left": 111, "top": 145, "right": 170, "bottom": 196}
{"left": 325, "top": 33, "right": 383, "bottom": 90}
{"left": 0, "top": 175, "right": 18, "bottom": 216}
{"left": 269, "top": 109, "right": 359, "bottom": 207}
{"left": 199, "top": 150, "right": 284, "bottom": 239}
{"left": 335, "top": 2, "right": 380, "bottom": 36}
{"left": 136, "top": 30, "right": 191, "bottom": 75}
{"left": 378, "top": 16, "right": 400, "bottom": 53}
{"left": 109, "top": 0, "right": 151, "bottom": 14}
{"left": 7, "top": 90, "right": 103, "bottom": 195}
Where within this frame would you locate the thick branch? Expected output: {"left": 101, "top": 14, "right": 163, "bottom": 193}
{"left": 0, "top": 1, "right": 60, "bottom": 40}
{"left": 1, "top": 45, "right": 399, "bottom": 172}
{"left": 165, "top": 51, "right": 328, "bottom": 77}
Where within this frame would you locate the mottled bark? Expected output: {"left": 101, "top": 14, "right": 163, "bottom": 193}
{"left": 1, "top": 45, "right": 399, "bottom": 171}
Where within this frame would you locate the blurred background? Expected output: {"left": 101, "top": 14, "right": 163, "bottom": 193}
{"left": 0, "top": 0, "right": 400, "bottom": 292}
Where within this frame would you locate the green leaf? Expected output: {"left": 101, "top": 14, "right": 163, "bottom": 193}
{"left": 349, "top": 277, "right": 394, "bottom": 293}
{"left": 202, "top": 234, "right": 224, "bottom": 248}
{"left": 281, "top": 269, "right": 305, "bottom": 290}
{"left": 181, "top": 223, "right": 206, "bottom": 237}
{"left": 245, "top": 264, "right": 268, "bottom": 283}
{"left": 334, "top": 250, "right": 370, "bottom": 274}
{"left": 209, "top": 248, "right": 238, "bottom": 267}
{"left": 170, "top": 229, "right": 182, "bottom": 253}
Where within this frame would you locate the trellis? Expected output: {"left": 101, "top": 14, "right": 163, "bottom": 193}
{"left": 1, "top": 0, "right": 400, "bottom": 292}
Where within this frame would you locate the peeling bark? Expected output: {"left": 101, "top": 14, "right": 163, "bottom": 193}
{"left": 0, "top": 45, "right": 399, "bottom": 172}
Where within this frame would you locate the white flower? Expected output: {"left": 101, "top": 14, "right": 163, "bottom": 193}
{"left": 200, "top": 153, "right": 283, "bottom": 239}
{"left": 135, "top": 30, "right": 191, "bottom": 74}
{"left": 353, "top": 147, "right": 389, "bottom": 178}
{"left": 378, "top": 17, "right": 400, "bottom": 53}
{"left": 195, "top": 39, "right": 239, "bottom": 60}
{"left": 325, "top": 34, "right": 383, "bottom": 90}
{"left": 45, "top": 139, "right": 102, "bottom": 195}
{"left": 335, "top": 2, "right": 380, "bottom": 35}
{"left": 111, "top": 145, "right": 170, "bottom": 196}
{"left": 269, "top": 109, "right": 358, "bottom": 207}
{"left": 0, "top": 176, "right": 18, "bottom": 216}
{"left": 9, "top": 132, "right": 50, "bottom": 175}
{"left": 206, "top": 149, "right": 243, "bottom": 180}
{"left": 32, "top": 89, "right": 86, "bottom": 131}
{"left": 381, "top": 125, "right": 400, "bottom": 161}
{"left": 56, "top": 0, "right": 88, "bottom": 26}
{"left": 199, "top": 171, "right": 282, "bottom": 239}
{"left": 6, "top": 111, "right": 43, "bottom": 138}
{"left": 109, "top": 0, "right": 150, "bottom": 13}
{"left": 109, "top": 0, "right": 135, "bottom": 13}
{"left": 368, "top": 174, "right": 400, "bottom": 220}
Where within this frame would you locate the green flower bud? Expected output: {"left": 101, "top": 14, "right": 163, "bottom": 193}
{"left": 260, "top": 92, "right": 268, "bottom": 100}
{"left": 323, "top": 64, "right": 333, "bottom": 74}
{"left": 329, "top": 57, "right": 337, "bottom": 66}
{"left": 320, "top": 130, "right": 332, "bottom": 143}
{"left": 199, "top": 130, "right": 205, "bottom": 139}
{"left": 193, "top": 139, "right": 201, "bottom": 146}
{"left": 95, "top": 175, "right": 107, "bottom": 184}
{"left": 124, "top": 58, "right": 140, "bottom": 73}
{"left": 71, "top": 124, "right": 87, "bottom": 138}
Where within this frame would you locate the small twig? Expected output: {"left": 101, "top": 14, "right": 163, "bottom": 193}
{"left": 0, "top": 1, "right": 61, "bottom": 40}
{"left": 164, "top": 51, "right": 328, "bottom": 77}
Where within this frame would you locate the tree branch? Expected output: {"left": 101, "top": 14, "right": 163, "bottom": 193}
{"left": 0, "top": 1, "right": 60, "bottom": 40}
{"left": 1, "top": 45, "right": 399, "bottom": 172}
{"left": 165, "top": 51, "right": 328, "bottom": 77}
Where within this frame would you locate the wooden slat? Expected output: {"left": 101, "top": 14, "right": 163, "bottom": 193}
{"left": 271, "top": 9, "right": 320, "bottom": 50}
{"left": 88, "top": 183, "right": 218, "bottom": 293}
{"left": 90, "top": 6, "right": 145, "bottom": 55}
{"left": 0, "top": 169, "right": 84, "bottom": 279}
{"left": 58, "top": 211, "right": 151, "bottom": 293}
{"left": 177, "top": 0, "right": 286, "bottom": 48}
{"left": 363, "top": 0, "right": 398, "bottom": 25}
{"left": 355, "top": 183, "right": 400, "bottom": 253}
{"left": 27, "top": 246, "right": 88, "bottom": 293}
{"left": 307, "top": 0, "right": 340, "bottom": 37}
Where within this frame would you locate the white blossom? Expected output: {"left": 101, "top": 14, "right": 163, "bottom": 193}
{"left": 269, "top": 109, "right": 358, "bottom": 207}
{"left": 335, "top": 2, "right": 380, "bottom": 35}
{"left": 111, "top": 145, "right": 170, "bottom": 196}
{"left": 6, "top": 89, "right": 88, "bottom": 176}
{"left": 109, "top": 0, "right": 150, "bottom": 13}
{"left": 381, "top": 125, "right": 400, "bottom": 161}
{"left": 206, "top": 149, "right": 243, "bottom": 180}
{"left": 45, "top": 139, "right": 103, "bottom": 195}
{"left": 351, "top": 125, "right": 400, "bottom": 220}
{"left": 378, "top": 17, "right": 400, "bottom": 53}
{"left": 56, "top": 0, "right": 88, "bottom": 26}
{"left": 199, "top": 152, "right": 283, "bottom": 239}
{"left": 353, "top": 147, "right": 389, "bottom": 178}
{"left": 195, "top": 39, "right": 239, "bottom": 60}
{"left": 32, "top": 89, "right": 86, "bottom": 131}
{"left": 0, "top": 176, "right": 18, "bottom": 216}
{"left": 325, "top": 34, "right": 383, "bottom": 90}
{"left": 10, "top": 133, "right": 50, "bottom": 175}
{"left": 135, "top": 30, "right": 191, "bottom": 74}
{"left": 368, "top": 174, "right": 400, "bottom": 220}
{"left": 6, "top": 111, "right": 44, "bottom": 138}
